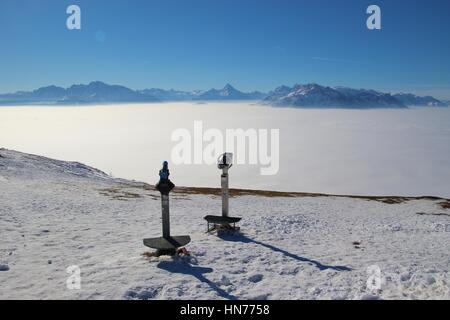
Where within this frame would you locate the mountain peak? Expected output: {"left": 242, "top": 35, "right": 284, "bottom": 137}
{"left": 223, "top": 83, "right": 236, "bottom": 90}
{"left": 88, "top": 81, "right": 109, "bottom": 87}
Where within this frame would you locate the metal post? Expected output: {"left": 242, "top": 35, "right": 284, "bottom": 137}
{"left": 221, "top": 166, "right": 229, "bottom": 217}
{"left": 144, "top": 161, "right": 190, "bottom": 255}
{"left": 161, "top": 194, "right": 170, "bottom": 238}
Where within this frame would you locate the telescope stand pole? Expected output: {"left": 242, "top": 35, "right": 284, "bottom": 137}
{"left": 161, "top": 194, "right": 170, "bottom": 238}
{"left": 221, "top": 167, "right": 229, "bottom": 218}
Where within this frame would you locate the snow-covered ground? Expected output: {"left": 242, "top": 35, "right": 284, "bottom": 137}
{"left": 1, "top": 149, "right": 449, "bottom": 300}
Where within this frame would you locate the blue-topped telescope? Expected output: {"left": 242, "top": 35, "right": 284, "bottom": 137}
{"left": 143, "top": 161, "right": 190, "bottom": 255}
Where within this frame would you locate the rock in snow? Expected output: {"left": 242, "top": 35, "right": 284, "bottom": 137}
{"left": 0, "top": 264, "right": 10, "bottom": 272}
{"left": 0, "top": 149, "right": 449, "bottom": 299}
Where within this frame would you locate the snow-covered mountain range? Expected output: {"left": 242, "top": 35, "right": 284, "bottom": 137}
{"left": 193, "top": 84, "right": 266, "bottom": 101}
{"left": 0, "top": 82, "right": 265, "bottom": 105}
{"left": 0, "top": 81, "right": 448, "bottom": 108}
{"left": 263, "top": 84, "right": 448, "bottom": 108}
{"left": 139, "top": 84, "right": 265, "bottom": 101}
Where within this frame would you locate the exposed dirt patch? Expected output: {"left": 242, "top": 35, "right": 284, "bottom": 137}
{"left": 110, "top": 182, "right": 449, "bottom": 205}
{"left": 142, "top": 251, "right": 158, "bottom": 258}
{"left": 175, "top": 186, "right": 302, "bottom": 198}
{"left": 99, "top": 187, "right": 143, "bottom": 201}
{"left": 378, "top": 198, "right": 406, "bottom": 204}
{"left": 438, "top": 201, "right": 450, "bottom": 210}
{"left": 173, "top": 187, "right": 447, "bottom": 206}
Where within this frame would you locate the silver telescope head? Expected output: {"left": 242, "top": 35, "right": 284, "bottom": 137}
{"left": 217, "top": 153, "right": 233, "bottom": 169}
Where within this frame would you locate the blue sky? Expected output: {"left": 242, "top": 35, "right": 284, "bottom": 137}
{"left": 1, "top": 0, "right": 450, "bottom": 98}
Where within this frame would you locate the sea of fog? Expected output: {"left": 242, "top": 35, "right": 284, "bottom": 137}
{"left": 1, "top": 102, "right": 449, "bottom": 198}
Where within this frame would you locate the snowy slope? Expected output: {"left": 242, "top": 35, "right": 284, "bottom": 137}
{"left": 0, "top": 149, "right": 449, "bottom": 300}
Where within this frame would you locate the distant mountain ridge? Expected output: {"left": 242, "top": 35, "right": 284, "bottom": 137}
{"left": 0, "top": 82, "right": 263, "bottom": 105}
{"left": 392, "top": 93, "right": 447, "bottom": 107}
{"left": 263, "top": 84, "right": 449, "bottom": 108}
{"left": 264, "top": 84, "right": 404, "bottom": 108}
{"left": 0, "top": 81, "right": 158, "bottom": 105}
{"left": 138, "top": 88, "right": 193, "bottom": 101}
{"left": 194, "top": 84, "right": 266, "bottom": 101}
{"left": 0, "top": 81, "right": 447, "bottom": 108}
{"left": 139, "top": 84, "right": 266, "bottom": 101}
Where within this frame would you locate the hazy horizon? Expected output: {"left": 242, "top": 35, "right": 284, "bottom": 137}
{"left": 1, "top": 102, "right": 449, "bottom": 198}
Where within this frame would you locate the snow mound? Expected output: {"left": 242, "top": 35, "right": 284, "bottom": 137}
{"left": 0, "top": 148, "right": 112, "bottom": 181}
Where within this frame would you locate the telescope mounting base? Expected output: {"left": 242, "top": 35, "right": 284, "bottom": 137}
{"left": 143, "top": 235, "right": 191, "bottom": 256}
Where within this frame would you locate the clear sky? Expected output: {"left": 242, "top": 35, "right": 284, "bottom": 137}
{"left": 1, "top": 0, "right": 450, "bottom": 98}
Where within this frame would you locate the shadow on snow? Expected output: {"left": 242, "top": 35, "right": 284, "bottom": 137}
{"left": 155, "top": 231, "right": 351, "bottom": 300}
{"left": 218, "top": 232, "right": 352, "bottom": 272}
{"left": 157, "top": 260, "right": 238, "bottom": 300}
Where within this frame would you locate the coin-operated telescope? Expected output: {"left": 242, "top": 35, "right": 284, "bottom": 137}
{"left": 143, "top": 161, "right": 191, "bottom": 256}
{"left": 204, "top": 153, "right": 242, "bottom": 232}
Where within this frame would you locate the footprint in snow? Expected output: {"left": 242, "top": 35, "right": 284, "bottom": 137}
{"left": 124, "top": 285, "right": 162, "bottom": 300}
{"left": 218, "top": 275, "right": 232, "bottom": 286}
{"left": 248, "top": 274, "right": 264, "bottom": 283}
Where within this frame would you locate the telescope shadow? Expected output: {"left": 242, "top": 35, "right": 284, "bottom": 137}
{"left": 157, "top": 260, "right": 238, "bottom": 300}
{"left": 218, "top": 232, "right": 352, "bottom": 272}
